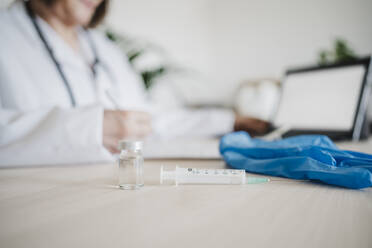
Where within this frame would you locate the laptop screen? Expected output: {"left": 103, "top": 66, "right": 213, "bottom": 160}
{"left": 274, "top": 65, "right": 366, "bottom": 131}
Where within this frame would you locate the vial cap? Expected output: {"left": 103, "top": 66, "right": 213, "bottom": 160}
{"left": 118, "top": 140, "right": 143, "bottom": 151}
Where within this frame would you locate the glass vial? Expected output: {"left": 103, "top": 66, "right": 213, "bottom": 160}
{"left": 118, "top": 140, "right": 144, "bottom": 190}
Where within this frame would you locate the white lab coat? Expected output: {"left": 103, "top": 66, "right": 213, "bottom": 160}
{"left": 0, "top": 1, "right": 234, "bottom": 166}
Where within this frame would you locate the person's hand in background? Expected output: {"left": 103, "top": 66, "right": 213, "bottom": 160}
{"left": 234, "top": 116, "right": 270, "bottom": 136}
{"left": 103, "top": 110, "right": 152, "bottom": 153}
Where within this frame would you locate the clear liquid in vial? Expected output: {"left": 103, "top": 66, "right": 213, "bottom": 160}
{"left": 118, "top": 154, "right": 144, "bottom": 190}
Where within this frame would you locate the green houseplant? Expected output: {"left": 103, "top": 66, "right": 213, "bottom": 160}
{"left": 318, "top": 39, "right": 358, "bottom": 65}
{"left": 105, "top": 29, "right": 173, "bottom": 89}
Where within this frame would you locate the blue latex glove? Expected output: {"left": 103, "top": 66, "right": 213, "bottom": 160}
{"left": 219, "top": 132, "right": 372, "bottom": 189}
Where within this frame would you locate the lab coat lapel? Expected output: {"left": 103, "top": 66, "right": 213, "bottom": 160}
{"left": 36, "top": 18, "right": 88, "bottom": 71}
{"left": 11, "top": 1, "right": 90, "bottom": 74}
{"left": 8, "top": 1, "right": 43, "bottom": 48}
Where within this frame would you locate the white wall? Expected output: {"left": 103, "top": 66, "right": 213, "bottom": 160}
{"left": 208, "top": 0, "right": 372, "bottom": 86}
{"left": 106, "top": 0, "right": 372, "bottom": 104}
{"left": 106, "top": 0, "right": 219, "bottom": 103}
{"left": 108, "top": 0, "right": 213, "bottom": 75}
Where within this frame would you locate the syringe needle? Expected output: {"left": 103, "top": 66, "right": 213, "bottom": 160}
{"left": 246, "top": 177, "right": 270, "bottom": 184}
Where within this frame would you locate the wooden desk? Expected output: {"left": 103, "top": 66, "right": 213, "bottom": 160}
{"left": 0, "top": 140, "right": 372, "bottom": 248}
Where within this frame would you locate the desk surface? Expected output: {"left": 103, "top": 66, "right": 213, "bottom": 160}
{"left": 1, "top": 139, "right": 372, "bottom": 248}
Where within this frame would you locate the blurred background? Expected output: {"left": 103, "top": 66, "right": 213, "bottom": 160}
{"left": 1, "top": 0, "right": 372, "bottom": 119}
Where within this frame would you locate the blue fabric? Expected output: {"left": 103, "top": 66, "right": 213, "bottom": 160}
{"left": 219, "top": 132, "right": 372, "bottom": 189}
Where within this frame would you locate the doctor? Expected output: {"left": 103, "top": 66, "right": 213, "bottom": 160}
{"left": 0, "top": 0, "right": 269, "bottom": 166}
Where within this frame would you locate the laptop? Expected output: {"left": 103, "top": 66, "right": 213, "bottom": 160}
{"left": 267, "top": 57, "right": 372, "bottom": 141}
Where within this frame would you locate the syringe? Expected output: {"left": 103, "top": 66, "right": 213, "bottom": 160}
{"left": 160, "top": 166, "right": 270, "bottom": 185}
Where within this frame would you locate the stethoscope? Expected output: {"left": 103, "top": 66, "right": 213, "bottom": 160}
{"left": 24, "top": 0, "right": 115, "bottom": 107}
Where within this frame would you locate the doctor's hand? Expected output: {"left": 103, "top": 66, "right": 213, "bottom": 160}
{"left": 234, "top": 116, "right": 270, "bottom": 136}
{"left": 103, "top": 110, "right": 152, "bottom": 153}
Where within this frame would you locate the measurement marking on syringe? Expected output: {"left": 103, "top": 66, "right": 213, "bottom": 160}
{"left": 160, "top": 166, "right": 270, "bottom": 185}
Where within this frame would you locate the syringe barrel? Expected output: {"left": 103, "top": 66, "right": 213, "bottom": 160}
{"left": 172, "top": 167, "right": 246, "bottom": 185}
